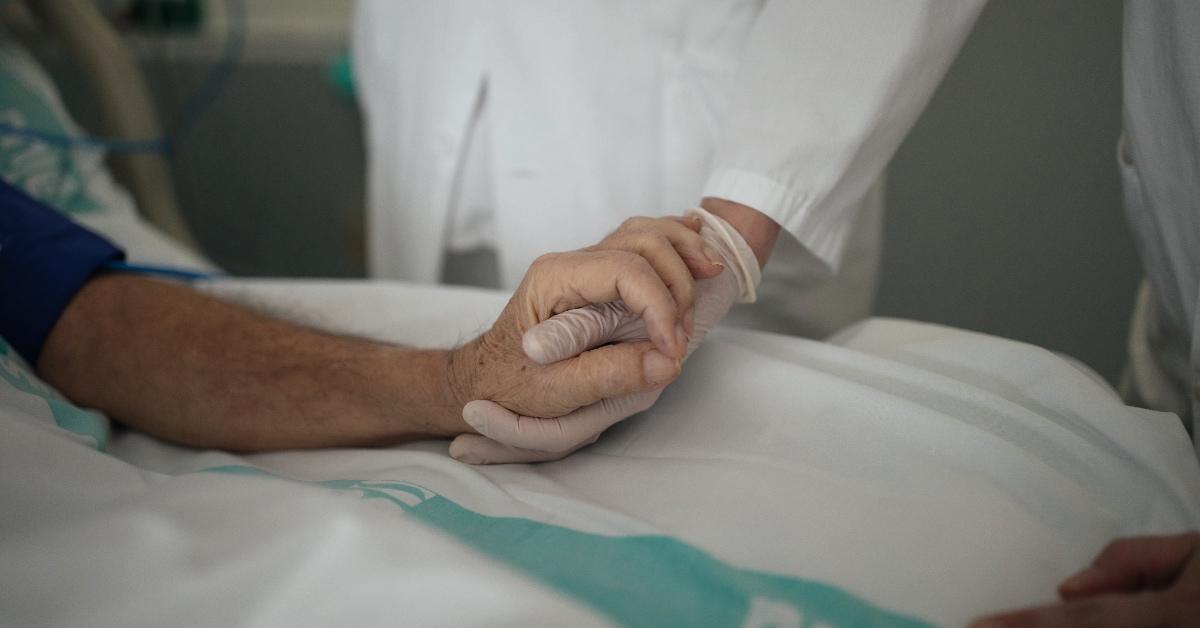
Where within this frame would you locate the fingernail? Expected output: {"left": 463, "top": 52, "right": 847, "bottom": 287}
{"left": 702, "top": 245, "right": 724, "bottom": 267}
{"left": 643, "top": 350, "right": 680, "bottom": 385}
{"left": 674, "top": 324, "right": 690, "bottom": 357}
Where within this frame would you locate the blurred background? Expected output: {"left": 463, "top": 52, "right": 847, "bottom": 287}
{"left": 19, "top": 0, "right": 1137, "bottom": 382}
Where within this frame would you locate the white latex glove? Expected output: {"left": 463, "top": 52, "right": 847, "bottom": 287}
{"left": 449, "top": 208, "right": 761, "bottom": 464}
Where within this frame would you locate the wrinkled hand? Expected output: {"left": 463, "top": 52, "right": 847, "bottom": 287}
{"left": 971, "top": 532, "right": 1200, "bottom": 627}
{"left": 450, "top": 208, "right": 761, "bottom": 464}
{"left": 445, "top": 216, "right": 723, "bottom": 456}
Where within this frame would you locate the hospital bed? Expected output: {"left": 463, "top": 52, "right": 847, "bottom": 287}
{"left": 2, "top": 251, "right": 1198, "bottom": 626}
{"left": 2, "top": 27, "right": 1199, "bottom": 627}
{"left": 6, "top": 0, "right": 201, "bottom": 251}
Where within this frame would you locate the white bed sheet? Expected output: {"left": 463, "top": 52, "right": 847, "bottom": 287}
{"left": 2, "top": 279, "right": 1198, "bottom": 628}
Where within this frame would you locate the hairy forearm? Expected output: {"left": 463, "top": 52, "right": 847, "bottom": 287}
{"left": 700, "top": 197, "right": 781, "bottom": 268}
{"left": 38, "top": 274, "right": 469, "bottom": 451}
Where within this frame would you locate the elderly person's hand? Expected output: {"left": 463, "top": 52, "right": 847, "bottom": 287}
{"left": 970, "top": 532, "right": 1200, "bottom": 628}
{"left": 450, "top": 208, "right": 760, "bottom": 464}
{"left": 446, "top": 215, "right": 727, "bottom": 435}
{"left": 33, "top": 215, "right": 725, "bottom": 453}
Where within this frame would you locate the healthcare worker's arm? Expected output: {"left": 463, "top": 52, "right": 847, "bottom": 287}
{"left": 704, "top": 0, "right": 984, "bottom": 271}
{"left": 446, "top": 2, "right": 987, "bottom": 463}
{"left": 702, "top": 197, "right": 780, "bottom": 269}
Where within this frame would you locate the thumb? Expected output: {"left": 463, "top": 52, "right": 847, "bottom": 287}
{"left": 462, "top": 390, "right": 660, "bottom": 453}
{"left": 448, "top": 432, "right": 598, "bottom": 465}
{"left": 523, "top": 300, "right": 637, "bottom": 364}
{"left": 543, "top": 340, "right": 678, "bottom": 412}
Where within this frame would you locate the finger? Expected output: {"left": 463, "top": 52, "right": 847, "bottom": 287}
{"left": 1059, "top": 533, "right": 1200, "bottom": 599}
{"left": 611, "top": 217, "right": 726, "bottom": 280}
{"left": 448, "top": 432, "right": 597, "bottom": 465}
{"left": 669, "top": 214, "right": 703, "bottom": 232}
{"left": 449, "top": 433, "right": 570, "bottom": 464}
{"left": 601, "top": 229, "right": 699, "bottom": 332}
{"left": 549, "top": 341, "right": 677, "bottom": 409}
{"left": 970, "top": 592, "right": 1171, "bottom": 628}
{"left": 461, "top": 400, "right": 573, "bottom": 453}
{"left": 527, "top": 250, "right": 684, "bottom": 358}
{"left": 463, "top": 389, "right": 660, "bottom": 453}
{"left": 522, "top": 301, "right": 635, "bottom": 364}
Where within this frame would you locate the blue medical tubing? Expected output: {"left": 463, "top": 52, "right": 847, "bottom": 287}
{"left": 102, "top": 260, "right": 215, "bottom": 282}
{"left": 0, "top": 122, "right": 169, "bottom": 153}
{"left": 0, "top": 179, "right": 217, "bottom": 366}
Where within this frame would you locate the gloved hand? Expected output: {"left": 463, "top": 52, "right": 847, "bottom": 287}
{"left": 445, "top": 243, "right": 696, "bottom": 428}
{"left": 449, "top": 208, "right": 761, "bottom": 464}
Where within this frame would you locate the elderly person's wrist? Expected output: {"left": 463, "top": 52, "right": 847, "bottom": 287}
{"left": 442, "top": 341, "right": 482, "bottom": 436}
{"left": 334, "top": 343, "right": 475, "bottom": 441}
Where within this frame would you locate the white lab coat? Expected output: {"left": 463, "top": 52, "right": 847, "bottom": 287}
{"left": 352, "top": 1, "right": 983, "bottom": 327}
{"left": 1120, "top": 1, "right": 1200, "bottom": 453}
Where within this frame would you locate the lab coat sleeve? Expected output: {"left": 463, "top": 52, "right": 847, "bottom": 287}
{"left": 703, "top": 0, "right": 985, "bottom": 272}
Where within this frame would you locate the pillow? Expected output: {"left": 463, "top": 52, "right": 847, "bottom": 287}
{"left": 0, "top": 38, "right": 215, "bottom": 271}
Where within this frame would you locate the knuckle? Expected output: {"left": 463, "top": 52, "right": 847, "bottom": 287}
{"left": 629, "top": 252, "right": 657, "bottom": 274}
{"left": 664, "top": 218, "right": 701, "bottom": 242}
{"left": 612, "top": 249, "right": 650, "bottom": 272}
{"left": 613, "top": 228, "right": 666, "bottom": 253}
{"left": 646, "top": 231, "right": 674, "bottom": 251}
{"left": 620, "top": 216, "right": 651, "bottom": 230}
{"left": 530, "top": 252, "right": 561, "bottom": 271}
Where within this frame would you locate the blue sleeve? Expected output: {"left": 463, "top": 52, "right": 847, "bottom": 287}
{"left": 0, "top": 178, "right": 125, "bottom": 367}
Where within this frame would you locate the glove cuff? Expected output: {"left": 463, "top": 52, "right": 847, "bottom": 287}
{"left": 685, "top": 207, "right": 762, "bottom": 303}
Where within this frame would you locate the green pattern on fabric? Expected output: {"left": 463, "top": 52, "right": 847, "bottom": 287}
{"left": 0, "top": 53, "right": 104, "bottom": 214}
{"left": 203, "top": 464, "right": 933, "bottom": 628}
{"left": 0, "top": 337, "right": 109, "bottom": 449}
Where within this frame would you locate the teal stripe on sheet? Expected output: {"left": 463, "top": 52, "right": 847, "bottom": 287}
{"left": 0, "top": 337, "right": 108, "bottom": 449}
{"left": 203, "top": 464, "right": 933, "bottom": 628}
